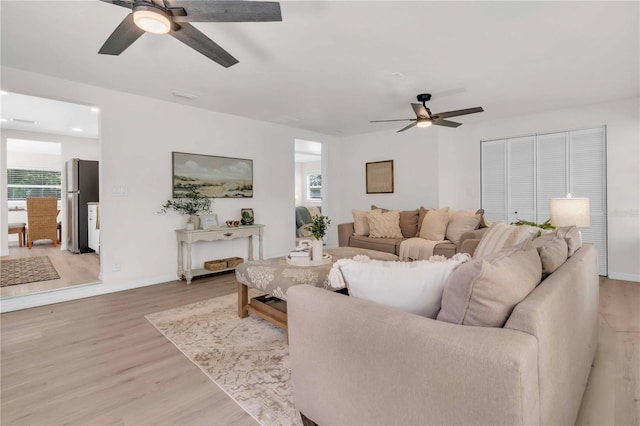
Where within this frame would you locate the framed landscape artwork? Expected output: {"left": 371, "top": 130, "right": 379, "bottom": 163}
{"left": 366, "top": 160, "right": 394, "bottom": 194}
{"left": 172, "top": 152, "right": 253, "bottom": 198}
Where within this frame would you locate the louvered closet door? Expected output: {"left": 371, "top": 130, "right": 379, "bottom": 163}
{"left": 570, "top": 127, "right": 607, "bottom": 275}
{"left": 507, "top": 136, "right": 536, "bottom": 224}
{"left": 481, "top": 140, "right": 507, "bottom": 223}
{"left": 537, "top": 132, "right": 569, "bottom": 223}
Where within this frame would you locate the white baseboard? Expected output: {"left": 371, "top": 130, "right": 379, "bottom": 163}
{"left": 0, "top": 274, "right": 178, "bottom": 313}
{"left": 607, "top": 272, "right": 640, "bottom": 283}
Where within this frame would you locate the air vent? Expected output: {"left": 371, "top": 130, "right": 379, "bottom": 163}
{"left": 172, "top": 91, "right": 198, "bottom": 100}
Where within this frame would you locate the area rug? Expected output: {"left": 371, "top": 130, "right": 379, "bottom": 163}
{"left": 145, "top": 292, "right": 302, "bottom": 426}
{"left": 0, "top": 256, "right": 60, "bottom": 287}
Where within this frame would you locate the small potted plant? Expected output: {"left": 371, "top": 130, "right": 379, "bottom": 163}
{"left": 308, "top": 215, "right": 331, "bottom": 260}
{"left": 159, "top": 186, "right": 213, "bottom": 229}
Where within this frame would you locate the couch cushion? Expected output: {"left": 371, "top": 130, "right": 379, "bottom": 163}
{"left": 419, "top": 206, "right": 450, "bottom": 241}
{"left": 556, "top": 226, "right": 582, "bottom": 257}
{"left": 416, "top": 206, "right": 429, "bottom": 236}
{"left": 437, "top": 240, "right": 542, "bottom": 327}
{"left": 533, "top": 233, "right": 569, "bottom": 275}
{"left": 372, "top": 205, "right": 420, "bottom": 238}
{"left": 473, "top": 222, "right": 537, "bottom": 259}
{"left": 337, "top": 254, "right": 471, "bottom": 318}
{"left": 352, "top": 209, "right": 372, "bottom": 236}
{"left": 446, "top": 210, "right": 482, "bottom": 245}
{"left": 368, "top": 209, "right": 404, "bottom": 238}
{"left": 349, "top": 235, "right": 404, "bottom": 255}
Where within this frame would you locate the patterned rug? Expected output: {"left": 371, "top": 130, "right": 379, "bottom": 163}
{"left": 0, "top": 256, "right": 60, "bottom": 287}
{"left": 145, "top": 292, "right": 302, "bottom": 426}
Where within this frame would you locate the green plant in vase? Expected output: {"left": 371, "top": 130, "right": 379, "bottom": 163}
{"left": 511, "top": 218, "right": 555, "bottom": 237}
{"left": 308, "top": 215, "right": 331, "bottom": 240}
{"left": 159, "top": 186, "right": 213, "bottom": 229}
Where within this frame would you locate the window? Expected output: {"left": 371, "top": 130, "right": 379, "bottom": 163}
{"left": 307, "top": 173, "right": 322, "bottom": 200}
{"left": 7, "top": 169, "right": 62, "bottom": 200}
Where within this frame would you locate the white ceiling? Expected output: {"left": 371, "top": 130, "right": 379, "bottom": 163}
{"left": 1, "top": 92, "right": 99, "bottom": 139}
{"left": 1, "top": 1, "right": 638, "bottom": 137}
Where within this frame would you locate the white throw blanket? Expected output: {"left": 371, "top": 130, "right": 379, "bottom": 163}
{"left": 328, "top": 253, "right": 471, "bottom": 318}
{"left": 399, "top": 237, "right": 448, "bottom": 261}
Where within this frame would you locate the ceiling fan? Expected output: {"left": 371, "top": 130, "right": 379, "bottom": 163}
{"left": 98, "top": 0, "right": 282, "bottom": 68}
{"left": 371, "top": 94, "right": 484, "bottom": 132}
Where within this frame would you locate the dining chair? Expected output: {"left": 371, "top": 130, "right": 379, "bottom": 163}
{"left": 26, "top": 197, "right": 60, "bottom": 248}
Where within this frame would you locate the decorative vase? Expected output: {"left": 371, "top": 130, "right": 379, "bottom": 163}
{"left": 312, "top": 238, "right": 323, "bottom": 261}
{"left": 185, "top": 222, "right": 195, "bottom": 231}
{"left": 189, "top": 215, "right": 200, "bottom": 229}
{"left": 241, "top": 208, "right": 254, "bottom": 225}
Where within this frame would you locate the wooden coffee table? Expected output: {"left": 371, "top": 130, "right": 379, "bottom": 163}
{"left": 236, "top": 247, "right": 398, "bottom": 331}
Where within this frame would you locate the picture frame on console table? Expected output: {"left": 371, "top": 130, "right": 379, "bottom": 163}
{"left": 172, "top": 152, "right": 253, "bottom": 198}
{"left": 201, "top": 214, "right": 219, "bottom": 229}
{"left": 366, "top": 160, "right": 394, "bottom": 194}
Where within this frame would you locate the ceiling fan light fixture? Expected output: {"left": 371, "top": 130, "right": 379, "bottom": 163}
{"left": 133, "top": 7, "right": 171, "bottom": 34}
{"left": 416, "top": 118, "right": 432, "bottom": 128}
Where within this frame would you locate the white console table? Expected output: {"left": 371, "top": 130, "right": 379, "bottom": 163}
{"left": 175, "top": 224, "right": 264, "bottom": 284}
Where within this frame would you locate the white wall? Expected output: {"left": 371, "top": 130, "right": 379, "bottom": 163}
{"left": 1, "top": 67, "right": 340, "bottom": 290}
{"left": 1, "top": 129, "right": 99, "bottom": 254}
{"left": 438, "top": 97, "right": 640, "bottom": 281}
{"left": 337, "top": 128, "right": 441, "bottom": 224}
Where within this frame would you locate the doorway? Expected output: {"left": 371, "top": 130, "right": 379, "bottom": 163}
{"left": 1, "top": 92, "right": 101, "bottom": 298}
{"left": 294, "top": 139, "right": 323, "bottom": 241}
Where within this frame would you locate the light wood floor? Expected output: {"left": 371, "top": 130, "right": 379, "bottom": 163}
{"left": 1, "top": 275, "right": 638, "bottom": 426}
{"left": 1, "top": 242, "right": 100, "bottom": 298}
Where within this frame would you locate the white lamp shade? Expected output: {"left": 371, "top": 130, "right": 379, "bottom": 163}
{"left": 550, "top": 197, "right": 590, "bottom": 228}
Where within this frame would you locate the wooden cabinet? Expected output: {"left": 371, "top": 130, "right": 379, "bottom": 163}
{"left": 88, "top": 203, "right": 100, "bottom": 254}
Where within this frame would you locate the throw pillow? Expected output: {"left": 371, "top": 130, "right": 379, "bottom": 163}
{"left": 352, "top": 209, "right": 372, "bottom": 236}
{"left": 416, "top": 206, "right": 430, "bottom": 236}
{"left": 533, "top": 233, "right": 568, "bottom": 275}
{"left": 337, "top": 254, "right": 471, "bottom": 318}
{"left": 437, "top": 240, "right": 542, "bottom": 327}
{"left": 419, "top": 206, "right": 450, "bottom": 241}
{"left": 368, "top": 209, "right": 403, "bottom": 238}
{"left": 473, "top": 221, "right": 538, "bottom": 259}
{"left": 556, "top": 226, "right": 582, "bottom": 257}
{"left": 372, "top": 205, "right": 420, "bottom": 238}
{"left": 445, "top": 210, "right": 482, "bottom": 245}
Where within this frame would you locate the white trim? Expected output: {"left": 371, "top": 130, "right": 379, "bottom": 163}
{"left": 607, "top": 272, "right": 640, "bottom": 283}
{"left": 0, "top": 274, "right": 177, "bottom": 313}
{"left": 0, "top": 249, "right": 9, "bottom": 256}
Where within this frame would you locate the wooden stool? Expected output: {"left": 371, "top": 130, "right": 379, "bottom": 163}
{"left": 8, "top": 222, "right": 26, "bottom": 248}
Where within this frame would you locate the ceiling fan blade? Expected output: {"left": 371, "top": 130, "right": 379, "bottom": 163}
{"left": 170, "top": 22, "right": 238, "bottom": 67}
{"left": 411, "top": 103, "right": 430, "bottom": 118}
{"left": 397, "top": 122, "right": 418, "bottom": 133}
{"left": 370, "top": 118, "right": 414, "bottom": 123}
{"left": 167, "top": 1, "right": 282, "bottom": 22}
{"left": 431, "top": 106, "right": 484, "bottom": 120}
{"left": 99, "top": 0, "right": 134, "bottom": 9}
{"left": 432, "top": 119, "right": 462, "bottom": 128}
{"left": 98, "top": 14, "right": 145, "bottom": 55}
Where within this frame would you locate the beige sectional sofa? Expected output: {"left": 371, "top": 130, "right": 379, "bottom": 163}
{"left": 338, "top": 221, "right": 485, "bottom": 257}
{"left": 338, "top": 206, "right": 487, "bottom": 258}
{"left": 288, "top": 236, "right": 599, "bottom": 425}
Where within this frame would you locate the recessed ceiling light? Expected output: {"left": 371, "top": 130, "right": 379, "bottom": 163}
{"left": 72, "top": 128, "right": 83, "bottom": 132}
{"left": 90, "top": 107, "right": 100, "bottom": 112}
{"left": 0, "top": 91, "right": 8, "bottom": 95}
{"left": 0, "top": 118, "right": 8, "bottom": 122}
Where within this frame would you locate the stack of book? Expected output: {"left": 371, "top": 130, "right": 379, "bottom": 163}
{"left": 288, "top": 249, "right": 311, "bottom": 264}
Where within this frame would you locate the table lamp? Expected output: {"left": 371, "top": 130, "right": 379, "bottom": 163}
{"left": 550, "top": 194, "right": 590, "bottom": 229}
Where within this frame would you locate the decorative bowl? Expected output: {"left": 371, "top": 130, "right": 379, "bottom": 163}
{"left": 226, "top": 220, "right": 240, "bottom": 227}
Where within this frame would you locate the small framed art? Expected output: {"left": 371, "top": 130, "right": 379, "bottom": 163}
{"left": 366, "top": 160, "right": 394, "bottom": 194}
{"left": 201, "top": 214, "right": 219, "bottom": 229}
